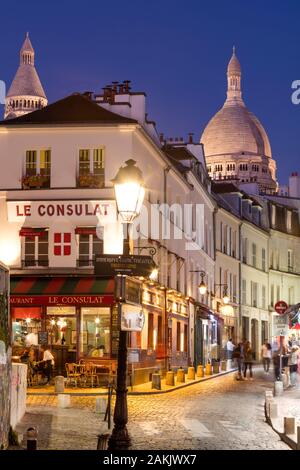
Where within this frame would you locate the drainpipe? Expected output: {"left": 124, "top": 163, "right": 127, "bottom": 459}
{"left": 163, "top": 166, "right": 171, "bottom": 372}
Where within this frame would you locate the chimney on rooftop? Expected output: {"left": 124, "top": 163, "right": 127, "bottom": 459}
{"left": 112, "top": 81, "right": 119, "bottom": 93}
{"left": 188, "top": 133, "right": 194, "bottom": 144}
{"left": 159, "top": 133, "right": 164, "bottom": 143}
{"left": 83, "top": 91, "right": 93, "bottom": 100}
{"left": 119, "top": 83, "right": 124, "bottom": 94}
{"left": 123, "top": 80, "right": 131, "bottom": 93}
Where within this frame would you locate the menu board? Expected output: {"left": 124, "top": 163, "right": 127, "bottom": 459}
{"left": 38, "top": 331, "right": 48, "bottom": 345}
{"left": 111, "top": 305, "right": 121, "bottom": 358}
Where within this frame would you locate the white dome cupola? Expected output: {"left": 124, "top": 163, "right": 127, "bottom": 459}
{"left": 4, "top": 33, "right": 48, "bottom": 120}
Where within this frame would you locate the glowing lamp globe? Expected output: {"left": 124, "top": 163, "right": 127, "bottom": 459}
{"left": 112, "top": 159, "right": 145, "bottom": 223}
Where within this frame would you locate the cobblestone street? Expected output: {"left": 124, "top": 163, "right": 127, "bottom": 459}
{"left": 17, "top": 369, "right": 289, "bottom": 450}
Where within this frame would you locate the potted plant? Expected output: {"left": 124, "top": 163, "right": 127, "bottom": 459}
{"left": 21, "top": 174, "right": 49, "bottom": 189}
{"left": 77, "top": 173, "right": 103, "bottom": 188}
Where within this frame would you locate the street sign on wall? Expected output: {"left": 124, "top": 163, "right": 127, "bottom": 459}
{"left": 95, "top": 254, "right": 156, "bottom": 277}
{"left": 274, "top": 300, "right": 288, "bottom": 315}
{"left": 272, "top": 314, "right": 289, "bottom": 336}
{"left": 121, "top": 304, "right": 145, "bottom": 332}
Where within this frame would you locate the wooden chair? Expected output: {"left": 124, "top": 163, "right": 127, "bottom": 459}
{"left": 65, "top": 363, "right": 81, "bottom": 387}
{"left": 84, "top": 362, "right": 98, "bottom": 387}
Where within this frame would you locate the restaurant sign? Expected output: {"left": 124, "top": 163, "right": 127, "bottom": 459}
{"left": 95, "top": 254, "right": 156, "bottom": 277}
{"left": 7, "top": 200, "right": 116, "bottom": 223}
{"left": 10, "top": 295, "right": 114, "bottom": 306}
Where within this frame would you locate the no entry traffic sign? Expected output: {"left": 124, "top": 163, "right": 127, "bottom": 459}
{"left": 274, "top": 300, "right": 288, "bottom": 315}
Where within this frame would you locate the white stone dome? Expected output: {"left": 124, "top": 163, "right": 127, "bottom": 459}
{"left": 201, "top": 101, "right": 272, "bottom": 158}
{"left": 201, "top": 48, "right": 272, "bottom": 159}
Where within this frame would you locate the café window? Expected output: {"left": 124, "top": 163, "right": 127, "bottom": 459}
{"left": 80, "top": 307, "right": 110, "bottom": 357}
{"left": 76, "top": 227, "right": 104, "bottom": 267}
{"left": 21, "top": 228, "right": 49, "bottom": 267}
{"left": 46, "top": 306, "right": 77, "bottom": 350}
{"left": 12, "top": 307, "right": 42, "bottom": 350}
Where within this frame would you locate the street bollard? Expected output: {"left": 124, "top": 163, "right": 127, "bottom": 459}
{"left": 213, "top": 361, "right": 220, "bottom": 374}
{"left": 269, "top": 402, "right": 278, "bottom": 419}
{"left": 97, "top": 433, "right": 110, "bottom": 450}
{"left": 152, "top": 373, "right": 161, "bottom": 390}
{"left": 187, "top": 367, "right": 195, "bottom": 380}
{"left": 226, "top": 359, "right": 232, "bottom": 371}
{"left": 176, "top": 367, "right": 185, "bottom": 383}
{"left": 274, "top": 380, "right": 284, "bottom": 396}
{"left": 95, "top": 397, "right": 107, "bottom": 414}
{"left": 26, "top": 427, "right": 38, "bottom": 450}
{"left": 205, "top": 363, "right": 212, "bottom": 375}
{"left": 54, "top": 376, "right": 65, "bottom": 394}
{"left": 297, "top": 426, "right": 300, "bottom": 451}
{"left": 221, "top": 360, "right": 227, "bottom": 371}
{"left": 196, "top": 365, "right": 204, "bottom": 378}
{"left": 166, "top": 371, "right": 175, "bottom": 386}
{"left": 58, "top": 394, "right": 71, "bottom": 408}
{"left": 284, "top": 417, "right": 295, "bottom": 436}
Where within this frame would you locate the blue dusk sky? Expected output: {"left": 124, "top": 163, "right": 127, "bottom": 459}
{"left": 0, "top": 0, "right": 299, "bottom": 184}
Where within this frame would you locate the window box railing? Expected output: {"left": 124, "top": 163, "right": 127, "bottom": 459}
{"left": 21, "top": 174, "right": 50, "bottom": 189}
{"left": 77, "top": 173, "right": 104, "bottom": 188}
{"left": 77, "top": 257, "right": 95, "bottom": 267}
{"left": 21, "top": 259, "right": 49, "bottom": 268}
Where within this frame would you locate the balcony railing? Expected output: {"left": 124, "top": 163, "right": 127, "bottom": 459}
{"left": 21, "top": 258, "right": 49, "bottom": 268}
{"left": 77, "top": 257, "right": 95, "bottom": 267}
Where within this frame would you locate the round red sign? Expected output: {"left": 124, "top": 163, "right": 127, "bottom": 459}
{"left": 275, "top": 300, "right": 288, "bottom": 315}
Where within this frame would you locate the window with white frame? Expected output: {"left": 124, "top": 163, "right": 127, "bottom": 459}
{"left": 262, "top": 248, "right": 266, "bottom": 271}
{"left": 252, "top": 243, "right": 257, "bottom": 268}
{"left": 251, "top": 281, "right": 258, "bottom": 308}
{"left": 21, "top": 228, "right": 49, "bottom": 267}
{"left": 288, "top": 249, "right": 293, "bottom": 272}
{"left": 76, "top": 227, "right": 104, "bottom": 267}
{"left": 24, "top": 149, "right": 51, "bottom": 188}
{"left": 242, "top": 279, "right": 247, "bottom": 305}
{"left": 78, "top": 148, "right": 105, "bottom": 187}
{"left": 262, "top": 285, "right": 266, "bottom": 309}
{"left": 270, "top": 284, "right": 274, "bottom": 306}
{"left": 288, "top": 287, "right": 294, "bottom": 305}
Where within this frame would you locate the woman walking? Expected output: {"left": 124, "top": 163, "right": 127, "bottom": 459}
{"left": 261, "top": 341, "right": 272, "bottom": 373}
{"left": 244, "top": 341, "right": 254, "bottom": 380}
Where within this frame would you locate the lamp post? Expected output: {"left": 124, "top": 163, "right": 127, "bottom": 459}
{"left": 214, "top": 283, "right": 230, "bottom": 304}
{"left": 108, "top": 159, "right": 145, "bottom": 451}
{"left": 190, "top": 270, "right": 207, "bottom": 296}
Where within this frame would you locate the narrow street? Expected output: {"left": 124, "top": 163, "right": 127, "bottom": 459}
{"left": 17, "top": 368, "right": 289, "bottom": 450}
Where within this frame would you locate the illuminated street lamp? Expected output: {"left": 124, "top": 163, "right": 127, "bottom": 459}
{"left": 222, "top": 286, "right": 230, "bottom": 305}
{"left": 190, "top": 270, "right": 207, "bottom": 296}
{"left": 108, "top": 159, "right": 145, "bottom": 451}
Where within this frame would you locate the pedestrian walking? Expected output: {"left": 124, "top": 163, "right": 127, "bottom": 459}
{"left": 261, "top": 341, "right": 272, "bottom": 373}
{"left": 233, "top": 342, "right": 244, "bottom": 380}
{"left": 243, "top": 341, "right": 254, "bottom": 380}
{"left": 226, "top": 338, "right": 235, "bottom": 360}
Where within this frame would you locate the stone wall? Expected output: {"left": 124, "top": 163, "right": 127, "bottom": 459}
{"left": 0, "top": 290, "right": 10, "bottom": 449}
{"left": 10, "top": 363, "right": 27, "bottom": 429}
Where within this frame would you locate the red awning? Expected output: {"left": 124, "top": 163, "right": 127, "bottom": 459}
{"left": 75, "top": 227, "right": 96, "bottom": 235}
{"left": 19, "top": 228, "right": 47, "bottom": 237}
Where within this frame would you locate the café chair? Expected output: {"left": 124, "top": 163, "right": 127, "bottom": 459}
{"left": 65, "top": 363, "right": 81, "bottom": 387}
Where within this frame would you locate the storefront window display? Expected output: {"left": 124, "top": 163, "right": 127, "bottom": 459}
{"left": 12, "top": 307, "right": 42, "bottom": 348}
{"left": 80, "top": 307, "right": 110, "bottom": 357}
{"left": 46, "top": 306, "right": 77, "bottom": 351}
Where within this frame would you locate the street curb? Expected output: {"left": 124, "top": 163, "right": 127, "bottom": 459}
{"left": 27, "top": 368, "right": 238, "bottom": 397}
